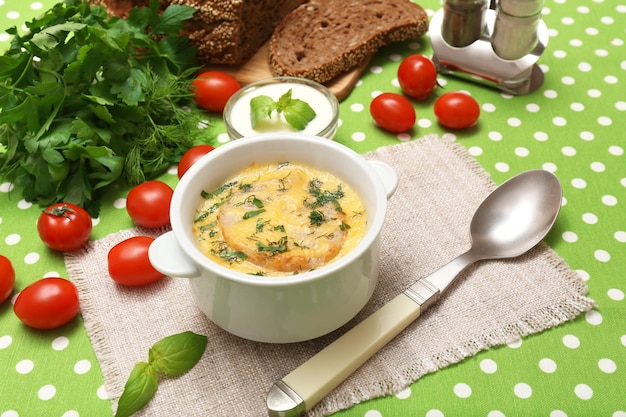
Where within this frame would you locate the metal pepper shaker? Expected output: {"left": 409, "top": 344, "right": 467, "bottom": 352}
{"left": 491, "top": 0, "right": 544, "bottom": 60}
{"left": 441, "top": 0, "right": 489, "bottom": 47}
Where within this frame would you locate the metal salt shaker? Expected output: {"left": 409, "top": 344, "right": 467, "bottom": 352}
{"left": 491, "top": 0, "right": 545, "bottom": 60}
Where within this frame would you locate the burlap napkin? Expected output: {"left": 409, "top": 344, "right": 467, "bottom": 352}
{"left": 65, "top": 135, "right": 595, "bottom": 417}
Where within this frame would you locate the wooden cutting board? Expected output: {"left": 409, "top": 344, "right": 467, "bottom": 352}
{"left": 205, "top": 42, "right": 372, "bottom": 101}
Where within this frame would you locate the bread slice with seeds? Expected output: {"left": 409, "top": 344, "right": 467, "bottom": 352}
{"left": 268, "top": 0, "right": 429, "bottom": 83}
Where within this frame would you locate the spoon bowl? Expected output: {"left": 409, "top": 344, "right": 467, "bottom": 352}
{"left": 470, "top": 170, "right": 562, "bottom": 259}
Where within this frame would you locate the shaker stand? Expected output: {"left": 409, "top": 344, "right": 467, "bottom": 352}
{"left": 429, "top": 8, "right": 549, "bottom": 95}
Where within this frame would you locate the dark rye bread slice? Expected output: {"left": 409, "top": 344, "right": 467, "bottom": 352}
{"left": 269, "top": 0, "right": 429, "bottom": 83}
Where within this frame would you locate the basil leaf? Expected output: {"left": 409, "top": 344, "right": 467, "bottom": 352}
{"left": 276, "top": 88, "right": 294, "bottom": 109}
{"left": 250, "top": 95, "right": 276, "bottom": 128}
{"left": 249, "top": 89, "right": 316, "bottom": 131}
{"left": 148, "top": 331, "right": 208, "bottom": 376}
{"left": 283, "top": 97, "right": 316, "bottom": 131}
{"left": 115, "top": 362, "right": 158, "bottom": 417}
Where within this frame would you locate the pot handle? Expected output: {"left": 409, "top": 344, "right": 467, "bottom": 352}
{"left": 367, "top": 160, "right": 398, "bottom": 200}
{"left": 148, "top": 231, "right": 201, "bottom": 278}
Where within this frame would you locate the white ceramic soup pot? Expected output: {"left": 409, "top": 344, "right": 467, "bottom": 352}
{"left": 149, "top": 133, "right": 398, "bottom": 343}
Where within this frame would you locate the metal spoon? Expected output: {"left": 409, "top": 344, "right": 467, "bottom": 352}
{"left": 267, "top": 169, "right": 562, "bottom": 417}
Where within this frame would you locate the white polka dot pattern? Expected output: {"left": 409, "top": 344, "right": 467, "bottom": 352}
{"left": 1, "top": 0, "right": 625, "bottom": 416}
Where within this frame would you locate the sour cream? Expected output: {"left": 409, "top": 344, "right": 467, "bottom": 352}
{"left": 224, "top": 77, "right": 339, "bottom": 139}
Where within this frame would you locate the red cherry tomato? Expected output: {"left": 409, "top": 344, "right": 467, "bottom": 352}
{"left": 37, "top": 203, "right": 92, "bottom": 252}
{"left": 191, "top": 71, "right": 240, "bottom": 112}
{"left": 397, "top": 54, "right": 439, "bottom": 99}
{"left": 14, "top": 277, "right": 80, "bottom": 329}
{"left": 126, "top": 181, "right": 174, "bottom": 229}
{"left": 434, "top": 91, "right": 481, "bottom": 129}
{"left": 370, "top": 93, "right": 416, "bottom": 133}
{"left": 177, "top": 145, "right": 215, "bottom": 179}
{"left": 108, "top": 236, "right": 165, "bottom": 286}
{"left": 0, "top": 255, "right": 15, "bottom": 304}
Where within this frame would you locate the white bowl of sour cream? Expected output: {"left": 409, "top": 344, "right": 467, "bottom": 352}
{"left": 149, "top": 133, "right": 397, "bottom": 343}
{"left": 223, "top": 76, "right": 339, "bottom": 140}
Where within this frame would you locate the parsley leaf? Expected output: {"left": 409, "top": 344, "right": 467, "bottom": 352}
{"left": 243, "top": 208, "right": 266, "bottom": 219}
{"left": 0, "top": 0, "right": 214, "bottom": 216}
{"left": 306, "top": 179, "right": 345, "bottom": 213}
{"left": 309, "top": 210, "right": 326, "bottom": 226}
{"left": 256, "top": 236, "right": 289, "bottom": 254}
{"left": 250, "top": 89, "right": 316, "bottom": 131}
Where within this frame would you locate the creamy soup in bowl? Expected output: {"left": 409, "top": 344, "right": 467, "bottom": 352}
{"left": 149, "top": 133, "right": 397, "bottom": 343}
{"left": 193, "top": 161, "right": 367, "bottom": 276}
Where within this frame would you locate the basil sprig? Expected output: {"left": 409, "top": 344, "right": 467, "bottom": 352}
{"left": 115, "top": 331, "right": 208, "bottom": 417}
{"left": 250, "top": 89, "right": 316, "bottom": 131}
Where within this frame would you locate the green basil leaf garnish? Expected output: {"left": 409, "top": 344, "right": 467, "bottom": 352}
{"left": 115, "top": 362, "right": 158, "bottom": 417}
{"left": 115, "top": 331, "right": 208, "bottom": 416}
{"left": 250, "top": 89, "right": 316, "bottom": 131}
{"left": 149, "top": 331, "right": 209, "bottom": 376}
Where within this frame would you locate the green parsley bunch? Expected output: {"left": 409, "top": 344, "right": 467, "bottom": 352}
{"left": 0, "top": 0, "right": 213, "bottom": 215}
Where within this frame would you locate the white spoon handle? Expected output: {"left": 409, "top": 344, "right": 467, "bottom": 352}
{"left": 267, "top": 279, "right": 439, "bottom": 417}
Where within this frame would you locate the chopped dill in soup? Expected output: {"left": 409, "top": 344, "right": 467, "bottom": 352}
{"left": 193, "top": 162, "right": 367, "bottom": 276}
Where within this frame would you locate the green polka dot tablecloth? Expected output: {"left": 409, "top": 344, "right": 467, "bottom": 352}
{"left": 1, "top": 0, "right": 625, "bottom": 416}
